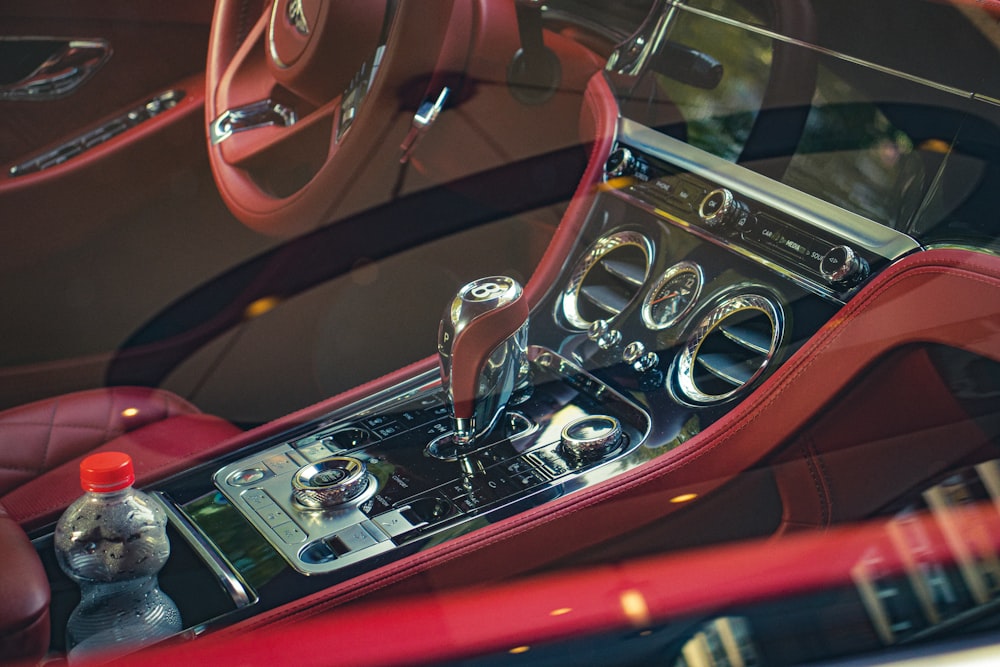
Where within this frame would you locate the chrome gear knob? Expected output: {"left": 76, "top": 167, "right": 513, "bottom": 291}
{"left": 438, "top": 276, "right": 529, "bottom": 449}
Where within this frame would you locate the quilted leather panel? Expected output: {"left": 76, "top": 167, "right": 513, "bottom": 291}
{"left": 0, "top": 386, "right": 200, "bottom": 496}
{"left": 2, "top": 412, "right": 241, "bottom": 529}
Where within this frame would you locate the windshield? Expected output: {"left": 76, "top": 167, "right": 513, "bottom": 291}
{"left": 616, "top": 0, "right": 1000, "bottom": 245}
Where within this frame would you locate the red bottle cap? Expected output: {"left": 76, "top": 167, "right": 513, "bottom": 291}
{"left": 80, "top": 451, "right": 135, "bottom": 492}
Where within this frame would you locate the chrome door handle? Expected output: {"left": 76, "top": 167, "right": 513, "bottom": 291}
{"left": 0, "top": 38, "right": 111, "bottom": 100}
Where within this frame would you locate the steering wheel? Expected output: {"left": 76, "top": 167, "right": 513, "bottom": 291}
{"left": 206, "top": 0, "right": 456, "bottom": 235}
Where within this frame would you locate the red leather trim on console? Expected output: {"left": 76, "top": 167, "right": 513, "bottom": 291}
{"left": 523, "top": 71, "right": 618, "bottom": 308}
{"left": 770, "top": 345, "right": 992, "bottom": 533}
{"left": 133, "top": 504, "right": 1000, "bottom": 667}
{"left": 0, "top": 386, "right": 200, "bottom": 496}
{"left": 0, "top": 354, "right": 440, "bottom": 532}
{"left": 216, "top": 247, "right": 1000, "bottom": 632}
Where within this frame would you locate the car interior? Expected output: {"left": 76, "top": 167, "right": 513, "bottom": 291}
{"left": 1, "top": 0, "right": 1000, "bottom": 664}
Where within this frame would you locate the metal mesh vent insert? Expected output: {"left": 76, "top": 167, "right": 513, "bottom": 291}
{"left": 674, "top": 294, "right": 783, "bottom": 404}
{"left": 559, "top": 231, "right": 653, "bottom": 330}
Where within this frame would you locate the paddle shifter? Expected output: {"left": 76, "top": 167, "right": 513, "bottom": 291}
{"left": 438, "top": 276, "right": 529, "bottom": 451}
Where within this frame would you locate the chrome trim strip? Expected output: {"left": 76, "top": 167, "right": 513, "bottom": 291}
{"left": 210, "top": 99, "right": 298, "bottom": 145}
{"left": 610, "top": 184, "right": 848, "bottom": 303}
{"left": 268, "top": 1, "right": 290, "bottom": 69}
{"left": 925, "top": 243, "right": 1000, "bottom": 258}
{"left": 151, "top": 492, "right": 256, "bottom": 610}
{"left": 618, "top": 118, "right": 920, "bottom": 262}
{"left": 10, "top": 89, "right": 185, "bottom": 177}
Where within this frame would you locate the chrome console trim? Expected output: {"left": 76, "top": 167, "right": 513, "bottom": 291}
{"left": 611, "top": 119, "right": 922, "bottom": 303}
{"left": 212, "top": 346, "right": 652, "bottom": 576}
{"left": 152, "top": 491, "right": 256, "bottom": 610}
{"left": 618, "top": 119, "right": 920, "bottom": 261}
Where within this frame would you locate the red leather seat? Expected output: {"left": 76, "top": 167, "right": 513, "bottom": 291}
{"left": 0, "top": 386, "right": 242, "bottom": 664}
{"left": 0, "top": 386, "right": 242, "bottom": 530}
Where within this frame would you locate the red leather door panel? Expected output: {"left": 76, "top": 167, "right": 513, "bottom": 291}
{"left": 0, "top": 0, "right": 213, "bottom": 166}
{"left": 0, "top": 0, "right": 218, "bottom": 271}
{"left": 0, "top": 1, "right": 273, "bottom": 412}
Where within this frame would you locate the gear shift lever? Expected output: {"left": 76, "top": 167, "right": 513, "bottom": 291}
{"left": 438, "top": 276, "right": 529, "bottom": 450}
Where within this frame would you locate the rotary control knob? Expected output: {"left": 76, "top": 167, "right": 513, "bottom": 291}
{"left": 699, "top": 188, "right": 751, "bottom": 232}
{"left": 559, "top": 415, "right": 622, "bottom": 462}
{"left": 292, "top": 456, "right": 370, "bottom": 509}
{"left": 605, "top": 147, "right": 650, "bottom": 180}
{"left": 819, "top": 245, "right": 869, "bottom": 288}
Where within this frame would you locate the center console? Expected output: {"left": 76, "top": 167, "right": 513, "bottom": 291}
{"left": 34, "top": 104, "right": 927, "bottom": 654}
{"left": 206, "top": 345, "right": 648, "bottom": 576}
{"left": 37, "top": 105, "right": 924, "bottom": 646}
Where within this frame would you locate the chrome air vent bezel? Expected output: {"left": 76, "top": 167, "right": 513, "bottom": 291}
{"left": 672, "top": 292, "right": 784, "bottom": 405}
{"left": 558, "top": 230, "right": 654, "bottom": 330}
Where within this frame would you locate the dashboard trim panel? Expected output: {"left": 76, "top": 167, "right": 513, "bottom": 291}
{"left": 617, "top": 119, "right": 921, "bottom": 261}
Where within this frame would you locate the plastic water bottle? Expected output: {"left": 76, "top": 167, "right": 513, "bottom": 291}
{"left": 54, "top": 451, "right": 182, "bottom": 659}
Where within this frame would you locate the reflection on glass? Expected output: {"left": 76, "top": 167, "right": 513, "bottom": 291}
{"left": 643, "top": 0, "right": 940, "bottom": 230}
{"left": 658, "top": 0, "right": 771, "bottom": 161}
{"left": 184, "top": 492, "right": 286, "bottom": 591}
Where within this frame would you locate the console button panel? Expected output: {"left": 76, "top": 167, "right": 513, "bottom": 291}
{"left": 213, "top": 347, "right": 650, "bottom": 575}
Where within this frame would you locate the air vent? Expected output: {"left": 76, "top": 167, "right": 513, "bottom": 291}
{"left": 559, "top": 231, "right": 653, "bottom": 330}
{"left": 673, "top": 294, "right": 783, "bottom": 404}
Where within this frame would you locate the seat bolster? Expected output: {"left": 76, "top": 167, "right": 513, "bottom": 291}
{"left": 0, "top": 387, "right": 202, "bottom": 496}
{"left": 0, "top": 513, "right": 50, "bottom": 664}
{"left": 3, "top": 412, "right": 242, "bottom": 530}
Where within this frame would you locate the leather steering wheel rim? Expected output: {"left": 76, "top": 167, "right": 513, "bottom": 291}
{"left": 206, "top": 0, "right": 456, "bottom": 235}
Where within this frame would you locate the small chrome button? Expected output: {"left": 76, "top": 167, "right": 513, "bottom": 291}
{"left": 292, "top": 456, "right": 370, "bottom": 509}
{"left": 227, "top": 467, "right": 269, "bottom": 486}
{"left": 559, "top": 415, "right": 622, "bottom": 461}
{"left": 605, "top": 147, "right": 650, "bottom": 180}
{"left": 588, "top": 319, "right": 622, "bottom": 350}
